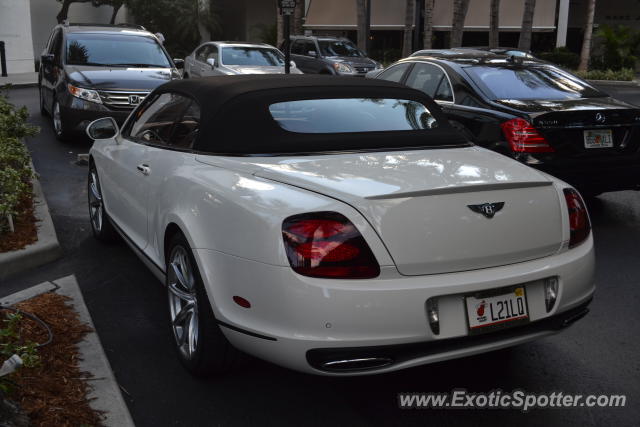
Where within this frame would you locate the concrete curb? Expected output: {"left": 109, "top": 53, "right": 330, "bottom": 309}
{"left": 0, "top": 168, "right": 62, "bottom": 281}
{"left": 0, "top": 276, "right": 135, "bottom": 426}
{"left": 54, "top": 275, "right": 135, "bottom": 427}
{"left": 0, "top": 82, "right": 38, "bottom": 88}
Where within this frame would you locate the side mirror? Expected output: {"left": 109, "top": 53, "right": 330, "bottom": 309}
{"left": 290, "top": 60, "right": 297, "bottom": 69}
{"left": 173, "top": 58, "right": 184, "bottom": 69}
{"left": 86, "top": 117, "right": 119, "bottom": 140}
{"left": 307, "top": 50, "right": 317, "bottom": 57}
{"left": 206, "top": 58, "right": 216, "bottom": 68}
{"left": 41, "top": 53, "right": 54, "bottom": 64}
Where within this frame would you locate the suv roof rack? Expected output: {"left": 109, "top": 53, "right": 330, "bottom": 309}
{"left": 63, "top": 22, "right": 147, "bottom": 31}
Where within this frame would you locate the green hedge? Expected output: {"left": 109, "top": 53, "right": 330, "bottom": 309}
{"left": 574, "top": 68, "right": 636, "bottom": 81}
{"left": 538, "top": 47, "right": 580, "bottom": 70}
{"left": 0, "top": 88, "right": 38, "bottom": 233}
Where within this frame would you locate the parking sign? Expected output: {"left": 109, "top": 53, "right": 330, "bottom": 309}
{"left": 279, "top": 0, "right": 296, "bottom": 15}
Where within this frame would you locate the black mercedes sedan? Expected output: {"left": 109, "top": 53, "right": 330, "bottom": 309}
{"left": 370, "top": 49, "right": 640, "bottom": 196}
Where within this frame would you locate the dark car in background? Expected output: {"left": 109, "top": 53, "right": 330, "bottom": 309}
{"left": 281, "top": 35, "right": 382, "bottom": 76}
{"left": 371, "top": 49, "right": 640, "bottom": 196}
{"left": 39, "top": 23, "right": 183, "bottom": 140}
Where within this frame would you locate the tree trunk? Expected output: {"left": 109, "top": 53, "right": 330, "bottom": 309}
{"left": 276, "top": 1, "right": 284, "bottom": 47}
{"left": 293, "top": 1, "right": 304, "bottom": 35}
{"left": 402, "top": 0, "right": 414, "bottom": 57}
{"left": 110, "top": 3, "right": 122, "bottom": 25}
{"left": 578, "top": 0, "right": 596, "bottom": 71}
{"left": 423, "top": 0, "right": 434, "bottom": 49}
{"left": 450, "top": 0, "right": 470, "bottom": 48}
{"left": 489, "top": 0, "right": 500, "bottom": 49}
{"left": 356, "top": 0, "right": 368, "bottom": 51}
{"left": 518, "top": 0, "right": 536, "bottom": 51}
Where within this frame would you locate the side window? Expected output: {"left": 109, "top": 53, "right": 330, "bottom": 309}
{"left": 291, "top": 40, "right": 305, "bottom": 55}
{"left": 205, "top": 45, "right": 218, "bottom": 64}
{"left": 196, "top": 45, "right": 209, "bottom": 62}
{"left": 406, "top": 63, "right": 454, "bottom": 103}
{"left": 129, "top": 93, "right": 192, "bottom": 147}
{"left": 50, "top": 31, "right": 63, "bottom": 64}
{"left": 171, "top": 101, "right": 200, "bottom": 149}
{"left": 377, "top": 63, "right": 411, "bottom": 83}
{"left": 305, "top": 41, "right": 318, "bottom": 56}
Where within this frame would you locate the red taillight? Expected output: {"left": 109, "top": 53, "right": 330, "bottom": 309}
{"left": 282, "top": 212, "right": 380, "bottom": 279}
{"left": 563, "top": 188, "right": 591, "bottom": 248}
{"left": 501, "top": 118, "right": 554, "bottom": 153}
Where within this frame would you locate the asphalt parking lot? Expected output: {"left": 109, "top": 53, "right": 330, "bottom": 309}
{"left": 2, "top": 85, "right": 640, "bottom": 426}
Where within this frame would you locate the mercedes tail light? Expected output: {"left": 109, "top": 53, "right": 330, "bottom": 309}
{"left": 282, "top": 212, "right": 380, "bottom": 279}
{"left": 563, "top": 189, "right": 591, "bottom": 248}
{"left": 501, "top": 118, "right": 554, "bottom": 153}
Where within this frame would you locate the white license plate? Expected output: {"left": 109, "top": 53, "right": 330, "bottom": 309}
{"left": 466, "top": 287, "right": 528, "bottom": 334}
{"left": 584, "top": 129, "right": 613, "bottom": 148}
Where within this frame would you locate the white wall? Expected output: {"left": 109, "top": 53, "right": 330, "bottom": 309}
{"left": 0, "top": 0, "right": 36, "bottom": 73}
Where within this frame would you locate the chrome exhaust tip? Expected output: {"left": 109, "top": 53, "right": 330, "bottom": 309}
{"left": 320, "top": 357, "right": 393, "bottom": 372}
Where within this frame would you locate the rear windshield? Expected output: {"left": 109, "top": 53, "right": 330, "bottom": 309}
{"left": 464, "top": 65, "right": 605, "bottom": 101}
{"left": 221, "top": 47, "right": 284, "bottom": 66}
{"left": 65, "top": 33, "right": 171, "bottom": 68}
{"left": 268, "top": 98, "right": 439, "bottom": 133}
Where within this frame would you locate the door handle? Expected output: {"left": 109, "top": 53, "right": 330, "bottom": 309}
{"left": 136, "top": 164, "right": 150, "bottom": 175}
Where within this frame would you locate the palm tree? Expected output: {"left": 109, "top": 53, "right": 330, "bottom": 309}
{"left": 450, "top": 0, "right": 470, "bottom": 48}
{"left": 489, "top": 0, "right": 500, "bottom": 49}
{"left": 423, "top": 0, "right": 435, "bottom": 49}
{"left": 402, "top": 0, "right": 415, "bottom": 57}
{"left": 578, "top": 0, "right": 597, "bottom": 71}
{"left": 518, "top": 0, "right": 536, "bottom": 51}
{"left": 356, "top": 0, "right": 369, "bottom": 51}
{"left": 293, "top": 1, "right": 304, "bottom": 35}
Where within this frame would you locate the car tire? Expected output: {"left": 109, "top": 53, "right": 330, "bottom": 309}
{"left": 88, "top": 164, "right": 118, "bottom": 242}
{"left": 166, "top": 232, "right": 238, "bottom": 376}
{"left": 52, "top": 99, "right": 71, "bottom": 141}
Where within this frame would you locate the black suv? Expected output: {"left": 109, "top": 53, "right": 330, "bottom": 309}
{"left": 281, "top": 36, "right": 381, "bottom": 76}
{"left": 39, "top": 23, "right": 183, "bottom": 140}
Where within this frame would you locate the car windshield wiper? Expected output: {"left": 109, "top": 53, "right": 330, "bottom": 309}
{"left": 108, "top": 63, "right": 168, "bottom": 68}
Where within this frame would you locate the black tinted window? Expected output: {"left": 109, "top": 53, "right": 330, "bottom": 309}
{"left": 269, "top": 98, "right": 438, "bottom": 133}
{"left": 129, "top": 93, "right": 191, "bottom": 146}
{"left": 65, "top": 33, "right": 171, "bottom": 67}
{"left": 378, "top": 63, "right": 411, "bottom": 83}
{"left": 464, "top": 65, "right": 605, "bottom": 100}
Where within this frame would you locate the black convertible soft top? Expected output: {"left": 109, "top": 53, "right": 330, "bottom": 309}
{"left": 154, "top": 74, "right": 468, "bottom": 155}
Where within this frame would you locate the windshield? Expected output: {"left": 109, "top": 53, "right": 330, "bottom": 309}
{"left": 464, "top": 65, "right": 605, "bottom": 101}
{"left": 269, "top": 98, "right": 438, "bottom": 133}
{"left": 318, "top": 40, "right": 364, "bottom": 58}
{"left": 65, "top": 33, "right": 171, "bottom": 67}
{"left": 221, "top": 47, "right": 284, "bottom": 66}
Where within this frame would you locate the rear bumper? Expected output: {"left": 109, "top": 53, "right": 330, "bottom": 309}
{"left": 535, "top": 161, "right": 640, "bottom": 194}
{"left": 193, "top": 234, "right": 595, "bottom": 375}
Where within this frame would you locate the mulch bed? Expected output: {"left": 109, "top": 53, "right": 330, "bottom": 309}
{"left": 0, "top": 187, "right": 38, "bottom": 253}
{"left": 7, "top": 292, "right": 104, "bottom": 426}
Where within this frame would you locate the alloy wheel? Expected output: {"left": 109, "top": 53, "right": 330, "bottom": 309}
{"left": 168, "top": 246, "right": 199, "bottom": 360}
{"left": 88, "top": 170, "right": 103, "bottom": 232}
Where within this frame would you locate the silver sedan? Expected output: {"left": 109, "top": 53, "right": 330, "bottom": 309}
{"left": 183, "top": 41, "right": 302, "bottom": 77}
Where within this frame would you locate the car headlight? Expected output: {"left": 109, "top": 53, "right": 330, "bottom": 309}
{"left": 333, "top": 62, "right": 354, "bottom": 74}
{"left": 67, "top": 84, "right": 102, "bottom": 104}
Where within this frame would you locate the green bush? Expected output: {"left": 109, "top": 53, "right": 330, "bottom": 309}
{"left": 590, "top": 25, "right": 640, "bottom": 71}
{"left": 538, "top": 47, "right": 580, "bottom": 69}
{"left": 0, "top": 89, "right": 38, "bottom": 233}
{"left": 574, "top": 68, "right": 635, "bottom": 81}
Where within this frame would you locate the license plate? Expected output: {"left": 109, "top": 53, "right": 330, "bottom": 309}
{"left": 584, "top": 129, "right": 613, "bottom": 148}
{"left": 466, "top": 287, "right": 529, "bottom": 334}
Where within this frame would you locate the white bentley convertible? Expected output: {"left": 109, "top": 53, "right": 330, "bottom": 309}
{"left": 86, "top": 75, "right": 594, "bottom": 376}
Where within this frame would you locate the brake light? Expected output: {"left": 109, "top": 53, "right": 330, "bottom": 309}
{"left": 282, "top": 212, "right": 380, "bottom": 279}
{"left": 501, "top": 118, "right": 554, "bottom": 153}
{"left": 563, "top": 189, "right": 591, "bottom": 248}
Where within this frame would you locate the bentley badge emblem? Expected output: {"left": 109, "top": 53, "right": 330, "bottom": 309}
{"left": 468, "top": 202, "right": 505, "bottom": 219}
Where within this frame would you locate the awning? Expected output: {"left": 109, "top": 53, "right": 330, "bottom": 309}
{"left": 305, "top": 0, "right": 557, "bottom": 31}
